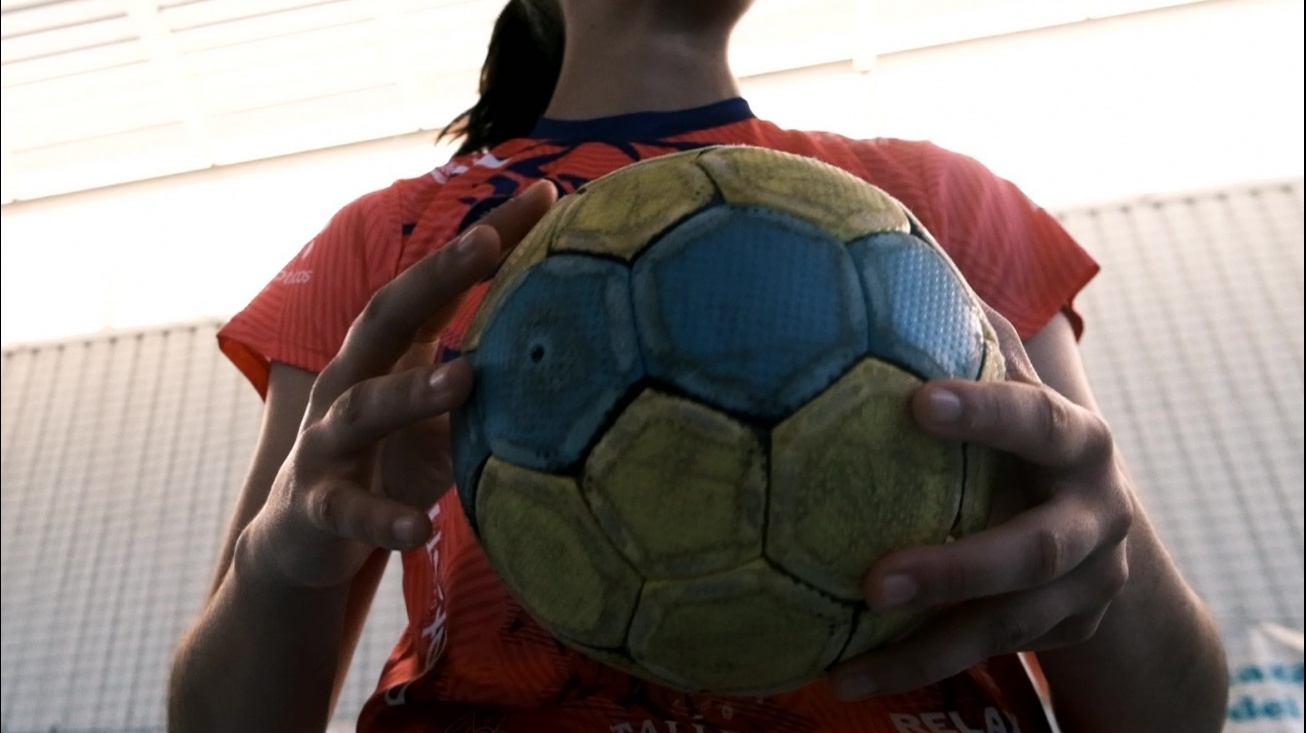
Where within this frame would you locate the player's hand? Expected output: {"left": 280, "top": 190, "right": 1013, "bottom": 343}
{"left": 830, "top": 303, "right": 1134, "bottom": 699}
{"left": 242, "top": 181, "right": 557, "bottom": 589}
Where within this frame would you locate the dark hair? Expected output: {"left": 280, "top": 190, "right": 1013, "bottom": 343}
{"left": 438, "top": 0, "right": 564, "bottom": 156}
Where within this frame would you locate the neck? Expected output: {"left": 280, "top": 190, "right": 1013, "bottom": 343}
{"left": 544, "top": 15, "right": 740, "bottom": 120}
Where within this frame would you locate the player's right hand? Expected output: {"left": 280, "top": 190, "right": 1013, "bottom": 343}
{"left": 241, "top": 181, "right": 558, "bottom": 589}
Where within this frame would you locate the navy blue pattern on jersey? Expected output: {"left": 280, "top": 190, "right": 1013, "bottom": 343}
{"left": 452, "top": 97, "right": 756, "bottom": 235}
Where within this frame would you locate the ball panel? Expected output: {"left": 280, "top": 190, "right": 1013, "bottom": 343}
{"left": 584, "top": 390, "right": 766, "bottom": 580}
{"left": 769, "top": 358, "right": 963, "bottom": 600}
{"left": 556, "top": 637, "right": 652, "bottom": 681}
{"left": 464, "top": 192, "right": 582, "bottom": 353}
{"left": 552, "top": 153, "right": 717, "bottom": 261}
{"left": 977, "top": 323, "right": 1005, "bottom": 384}
{"left": 837, "top": 607, "right": 924, "bottom": 663}
{"left": 627, "top": 560, "right": 852, "bottom": 695}
{"left": 955, "top": 443, "right": 1001, "bottom": 540}
{"left": 696, "top": 146, "right": 910, "bottom": 241}
{"left": 451, "top": 385, "right": 490, "bottom": 529}
{"left": 476, "top": 458, "right": 643, "bottom": 648}
{"left": 476, "top": 254, "right": 643, "bottom": 471}
{"left": 849, "top": 232, "right": 986, "bottom": 380}
{"left": 952, "top": 345, "right": 1005, "bottom": 539}
{"left": 633, "top": 205, "right": 867, "bottom": 421}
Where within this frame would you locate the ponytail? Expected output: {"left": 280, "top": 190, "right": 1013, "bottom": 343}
{"left": 439, "top": 0, "right": 564, "bottom": 155}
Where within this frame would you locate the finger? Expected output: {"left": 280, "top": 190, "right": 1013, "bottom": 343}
{"left": 302, "top": 479, "right": 432, "bottom": 550}
{"left": 829, "top": 585, "right": 1075, "bottom": 699}
{"left": 912, "top": 378, "right": 1113, "bottom": 470}
{"left": 316, "top": 181, "right": 557, "bottom": 402}
{"left": 311, "top": 360, "right": 473, "bottom": 456}
{"left": 472, "top": 179, "right": 559, "bottom": 260}
{"left": 381, "top": 413, "right": 456, "bottom": 508}
{"left": 412, "top": 180, "right": 561, "bottom": 343}
{"left": 306, "top": 226, "right": 495, "bottom": 418}
{"left": 978, "top": 300, "right": 1040, "bottom": 385}
{"left": 863, "top": 490, "right": 1126, "bottom": 610}
{"left": 1024, "top": 607, "right": 1112, "bottom": 652}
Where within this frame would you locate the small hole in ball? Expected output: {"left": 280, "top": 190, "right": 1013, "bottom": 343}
{"left": 529, "top": 345, "right": 545, "bottom": 363}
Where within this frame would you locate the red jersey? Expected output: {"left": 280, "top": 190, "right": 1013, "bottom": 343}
{"left": 220, "top": 99, "right": 1097, "bottom": 733}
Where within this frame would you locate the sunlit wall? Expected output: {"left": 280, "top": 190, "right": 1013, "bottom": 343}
{"left": 1, "top": 0, "right": 1302, "bottom": 345}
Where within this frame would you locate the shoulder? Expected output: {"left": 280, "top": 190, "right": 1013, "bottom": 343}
{"left": 747, "top": 121, "right": 946, "bottom": 167}
{"left": 812, "top": 134, "right": 1006, "bottom": 201}
{"left": 310, "top": 165, "right": 463, "bottom": 263}
{"left": 354, "top": 169, "right": 448, "bottom": 227}
{"left": 744, "top": 122, "right": 985, "bottom": 203}
{"left": 770, "top": 127, "right": 1040, "bottom": 229}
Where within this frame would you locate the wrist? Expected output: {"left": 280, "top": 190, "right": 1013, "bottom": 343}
{"left": 230, "top": 518, "right": 293, "bottom": 595}
{"left": 233, "top": 514, "right": 340, "bottom": 595}
{"left": 1038, "top": 509, "right": 1228, "bottom": 733}
{"left": 184, "top": 516, "right": 350, "bottom": 733}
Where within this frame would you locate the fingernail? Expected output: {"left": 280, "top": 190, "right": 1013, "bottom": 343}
{"left": 392, "top": 516, "right": 421, "bottom": 545}
{"left": 878, "top": 574, "right": 918, "bottom": 610}
{"left": 926, "top": 389, "right": 963, "bottom": 423}
{"left": 428, "top": 368, "right": 447, "bottom": 392}
{"left": 455, "top": 227, "right": 483, "bottom": 256}
{"left": 831, "top": 673, "right": 878, "bottom": 700}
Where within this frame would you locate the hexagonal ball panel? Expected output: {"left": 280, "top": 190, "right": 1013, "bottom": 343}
{"left": 551, "top": 151, "right": 717, "bottom": 261}
{"left": 633, "top": 205, "right": 867, "bottom": 421}
{"left": 473, "top": 254, "right": 643, "bottom": 471}
{"left": 627, "top": 560, "right": 853, "bottom": 695}
{"left": 697, "top": 146, "right": 910, "bottom": 241}
{"left": 463, "top": 191, "right": 582, "bottom": 353}
{"left": 849, "top": 231, "right": 986, "bottom": 380}
{"left": 584, "top": 389, "right": 766, "bottom": 580}
{"left": 769, "top": 358, "right": 963, "bottom": 601}
{"left": 476, "top": 457, "right": 643, "bottom": 649}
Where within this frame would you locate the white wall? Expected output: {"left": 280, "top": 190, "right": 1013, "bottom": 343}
{"left": 743, "top": 0, "right": 1305, "bottom": 204}
{"left": 0, "top": 134, "right": 453, "bottom": 346}
{"left": 2, "top": 0, "right": 1302, "bottom": 346}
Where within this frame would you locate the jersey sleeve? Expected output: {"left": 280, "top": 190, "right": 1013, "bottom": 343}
{"left": 217, "top": 187, "right": 404, "bottom": 398}
{"left": 912, "top": 142, "right": 1099, "bottom": 340}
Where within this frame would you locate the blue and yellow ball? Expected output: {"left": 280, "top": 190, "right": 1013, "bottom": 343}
{"left": 452, "top": 145, "right": 1003, "bottom": 695}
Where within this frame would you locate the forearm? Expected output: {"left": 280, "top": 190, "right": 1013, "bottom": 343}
{"left": 168, "top": 526, "right": 351, "bottom": 733}
{"left": 1039, "top": 504, "right": 1229, "bottom": 733}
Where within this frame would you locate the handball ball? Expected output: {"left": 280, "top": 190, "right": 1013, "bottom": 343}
{"left": 451, "top": 145, "right": 1004, "bottom": 696}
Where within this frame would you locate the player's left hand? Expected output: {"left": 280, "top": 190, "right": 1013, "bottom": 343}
{"left": 829, "top": 303, "right": 1135, "bottom": 699}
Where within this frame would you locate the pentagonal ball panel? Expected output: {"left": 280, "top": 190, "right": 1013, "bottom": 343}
{"left": 769, "top": 358, "right": 963, "bottom": 601}
{"left": 627, "top": 560, "right": 852, "bottom": 695}
{"left": 551, "top": 153, "right": 718, "bottom": 261}
{"left": 697, "top": 146, "right": 910, "bottom": 241}
{"left": 633, "top": 205, "right": 867, "bottom": 421}
{"left": 849, "top": 231, "right": 986, "bottom": 380}
{"left": 476, "top": 457, "right": 643, "bottom": 649}
{"left": 474, "top": 254, "right": 642, "bottom": 471}
{"left": 584, "top": 389, "right": 766, "bottom": 580}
